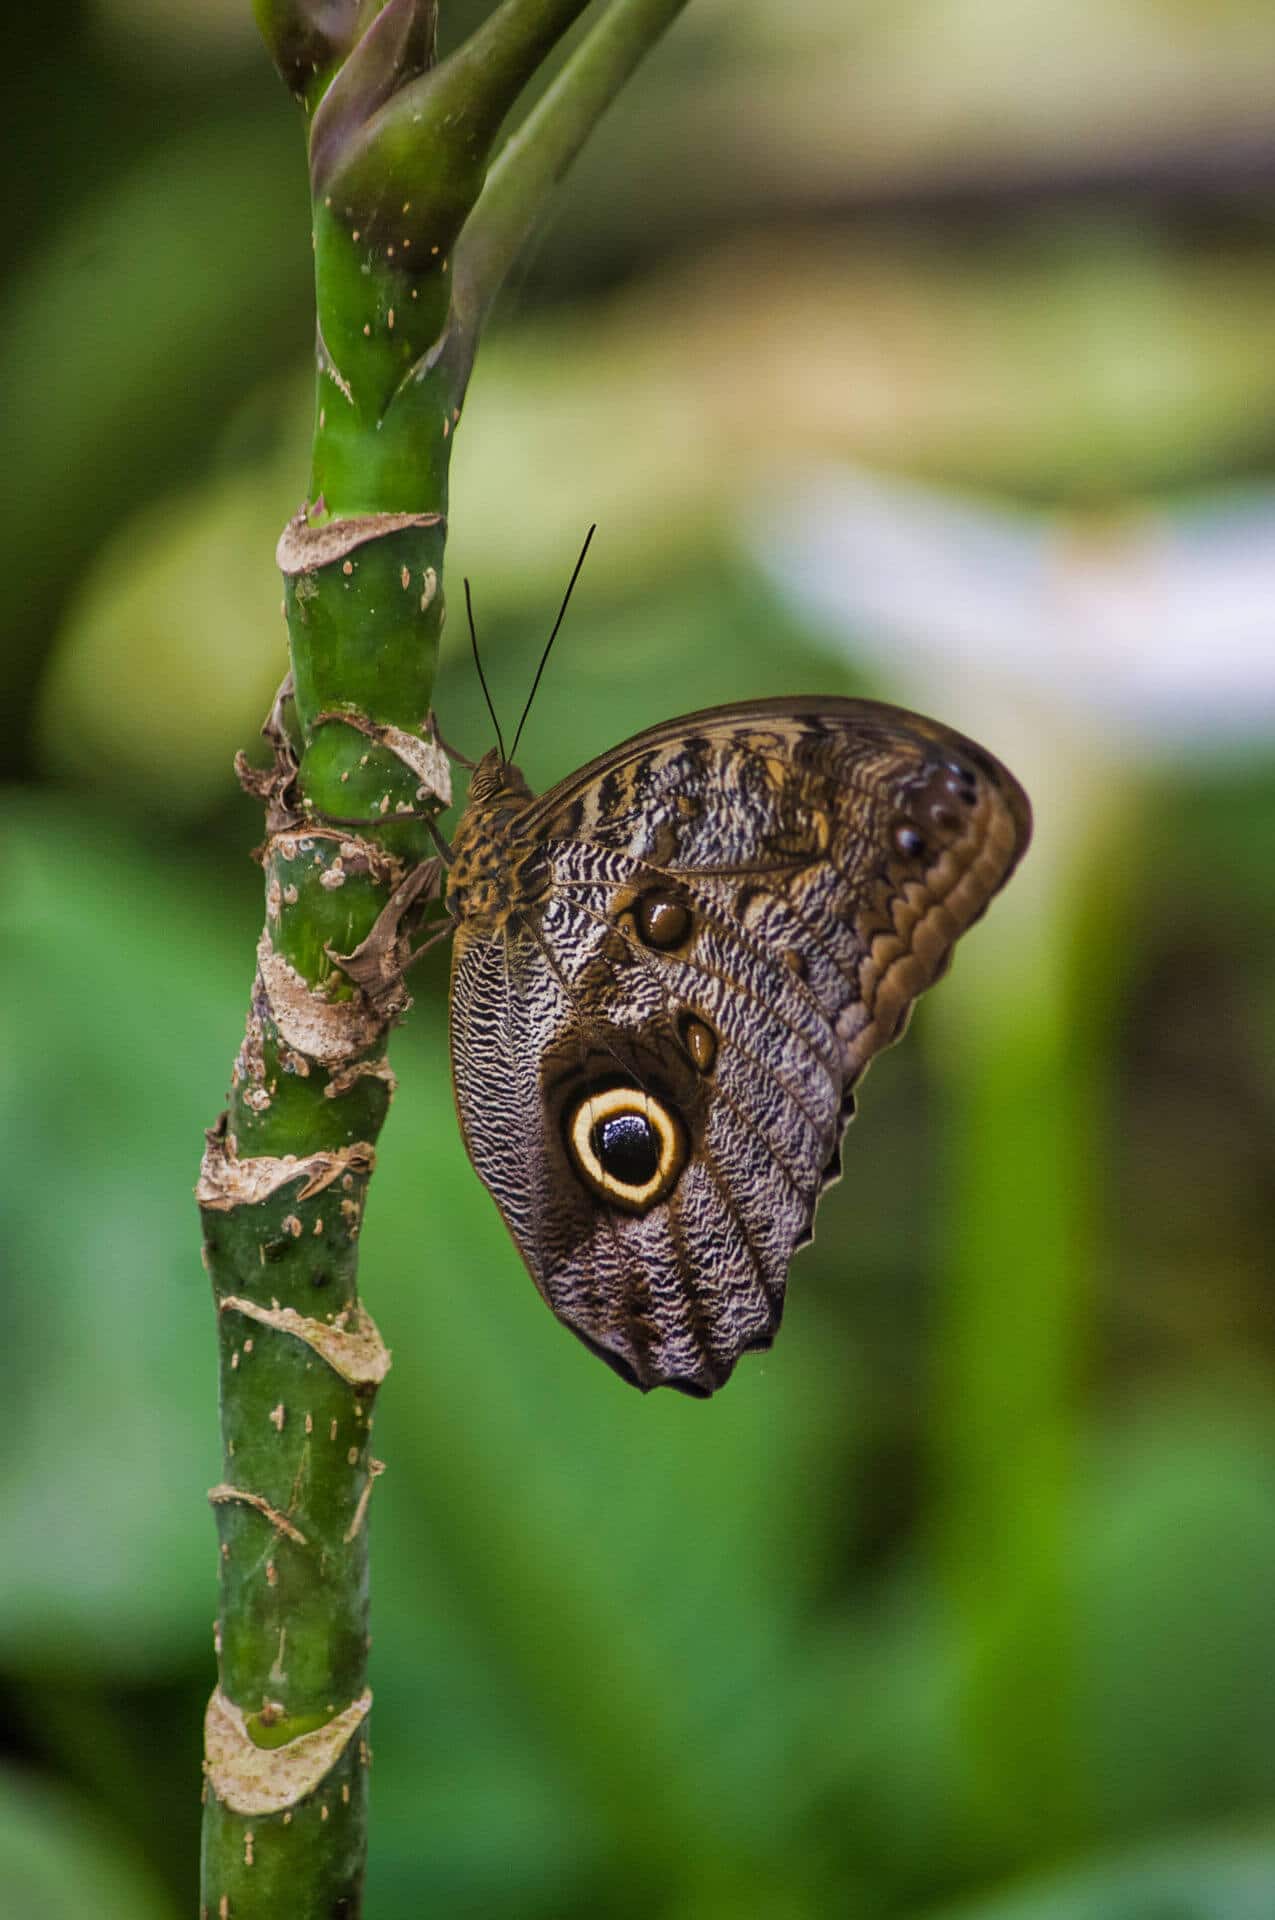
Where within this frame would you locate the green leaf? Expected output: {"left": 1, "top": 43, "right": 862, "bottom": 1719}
{"left": 931, "top": 1833, "right": 1275, "bottom": 1920}
{"left": 0, "top": 802, "right": 254, "bottom": 1671}
{"left": 0, "top": 1765, "right": 177, "bottom": 1920}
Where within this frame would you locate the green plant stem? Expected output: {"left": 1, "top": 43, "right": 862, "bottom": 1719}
{"left": 456, "top": 0, "right": 692, "bottom": 346}
{"left": 198, "top": 3, "right": 695, "bottom": 1912}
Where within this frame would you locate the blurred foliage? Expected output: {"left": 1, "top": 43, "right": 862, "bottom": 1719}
{"left": 4, "top": 2, "right": 1275, "bottom": 1916}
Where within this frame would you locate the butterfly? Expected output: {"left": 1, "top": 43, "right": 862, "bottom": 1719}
{"left": 434, "top": 691, "right": 1031, "bottom": 1397}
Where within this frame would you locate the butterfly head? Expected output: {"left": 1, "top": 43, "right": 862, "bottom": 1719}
{"left": 464, "top": 748, "right": 534, "bottom": 814}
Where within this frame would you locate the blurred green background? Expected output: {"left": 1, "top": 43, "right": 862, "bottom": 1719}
{"left": 5, "top": 2, "right": 1275, "bottom": 1915}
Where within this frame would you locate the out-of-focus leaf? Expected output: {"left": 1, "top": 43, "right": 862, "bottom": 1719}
{"left": 0, "top": 1765, "right": 177, "bottom": 1920}
{"left": 777, "top": 1398, "right": 1275, "bottom": 1913}
{"left": 1, "top": 114, "right": 308, "bottom": 751}
{"left": 93, "top": 0, "right": 259, "bottom": 53}
{"left": 38, "top": 452, "right": 305, "bottom": 810}
{"left": 1079, "top": 1397, "right": 1275, "bottom": 1830}
{"left": 0, "top": 804, "right": 254, "bottom": 1670}
{"left": 930, "top": 1831, "right": 1275, "bottom": 1920}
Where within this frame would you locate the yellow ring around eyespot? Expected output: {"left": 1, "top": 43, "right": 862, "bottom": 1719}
{"left": 567, "top": 1087, "right": 683, "bottom": 1208}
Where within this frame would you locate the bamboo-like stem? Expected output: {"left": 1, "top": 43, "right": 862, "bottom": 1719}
{"left": 198, "top": 3, "right": 694, "bottom": 1911}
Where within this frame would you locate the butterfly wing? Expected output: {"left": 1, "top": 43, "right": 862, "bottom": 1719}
{"left": 449, "top": 697, "right": 1031, "bottom": 1396}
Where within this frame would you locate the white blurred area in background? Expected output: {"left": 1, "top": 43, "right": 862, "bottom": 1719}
{"left": 765, "top": 468, "right": 1275, "bottom": 759}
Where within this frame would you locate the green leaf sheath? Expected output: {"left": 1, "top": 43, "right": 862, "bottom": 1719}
{"left": 200, "top": 3, "right": 694, "bottom": 1912}
{"left": 457, "top": 0, "right": 693, "bottom": 339}
{"left": 253, "top": 0, "right": 376, "bottom": 110}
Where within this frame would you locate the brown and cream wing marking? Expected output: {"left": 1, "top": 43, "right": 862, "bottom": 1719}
{"left": 447, "top": 697, "right": 1031, "bottom": 1397}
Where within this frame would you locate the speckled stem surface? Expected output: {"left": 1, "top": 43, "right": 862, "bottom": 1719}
{"left": 199, "top": 3, "right": 694, "bottom": 1911}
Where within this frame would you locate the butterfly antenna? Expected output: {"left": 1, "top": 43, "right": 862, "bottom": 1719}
{"left": 509, "top": 524, "right": 596, "bottom": 765}
{"left": 465, "top": 576, "right": 507, "bottom": 764}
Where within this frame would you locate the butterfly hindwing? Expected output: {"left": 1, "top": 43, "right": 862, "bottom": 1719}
{"left": 447, "top": 697, "right": 1031, "bottom": 1395}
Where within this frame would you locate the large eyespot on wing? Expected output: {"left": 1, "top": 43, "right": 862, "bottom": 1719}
{"left": 563, "top": 1083, "right": 688, "bottom": 1214}
{"left": 534, "top": 1027, "right": 757, "bottom": 1396}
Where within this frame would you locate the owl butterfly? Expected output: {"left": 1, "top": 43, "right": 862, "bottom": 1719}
{"left": 441, "top": 681, "right": 1031, "bottom": 1398}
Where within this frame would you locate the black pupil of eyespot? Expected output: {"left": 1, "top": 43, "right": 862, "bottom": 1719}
{"left": 592, "top": 1112, "right": 660, "bottom": 1186}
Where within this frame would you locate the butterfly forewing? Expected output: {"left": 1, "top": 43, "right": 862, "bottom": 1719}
{"left": 447, "top": 698, "right": 1031, "bottom": 1395}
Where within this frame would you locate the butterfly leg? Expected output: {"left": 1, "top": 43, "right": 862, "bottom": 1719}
{"left": 327, "top": 855, "right": 447, "bottom": 1012}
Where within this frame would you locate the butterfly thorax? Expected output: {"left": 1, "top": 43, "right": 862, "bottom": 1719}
{"left": 445, "top": 750, "right": 547, "bottom": 932}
